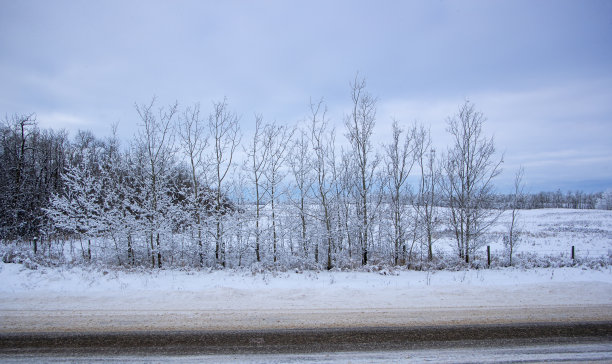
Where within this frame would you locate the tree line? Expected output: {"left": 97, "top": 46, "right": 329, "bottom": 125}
{"left": 1, "top": 76, "right": 609, "bottom": 269}
{"left": 495, "top": 189, "right": 603, "bottom": 210}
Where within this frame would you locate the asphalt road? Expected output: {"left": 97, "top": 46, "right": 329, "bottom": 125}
{"left": 5, "top": 342, "right": 612, "bottom": 364}
{"left": 1, "top": 321, "right": 611, "bottom": 356}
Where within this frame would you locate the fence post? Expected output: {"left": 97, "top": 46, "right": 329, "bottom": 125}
{"left": 571, "top": 246, "right": 575, "bottom": 260}
{"left": 487, "top": 245, "right": 491, "bottom": 267}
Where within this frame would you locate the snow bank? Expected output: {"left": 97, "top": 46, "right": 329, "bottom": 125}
{"left": 1, "top": 262, "right": 611, "bottom": 333}
{"left": 2, "top": 262, "right": 611, "bottom": 295}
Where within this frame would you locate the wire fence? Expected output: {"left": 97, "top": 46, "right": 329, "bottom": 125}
{"left": 475, "top": 245, "right": 611, "bottom": 268}
{"left": 512, "top": 248, "right": 610, "bottom": 256}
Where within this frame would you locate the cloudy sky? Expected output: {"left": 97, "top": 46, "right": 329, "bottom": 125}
{"left": 1, "top": 0, "right": 611, "bottom": 192}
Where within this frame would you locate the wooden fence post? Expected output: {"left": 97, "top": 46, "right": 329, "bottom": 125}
{"left": 487, "top": 245, "right": 491, "bottom": 267}
{"left": 571, "top": 246, "right": 575, "bottom": 260}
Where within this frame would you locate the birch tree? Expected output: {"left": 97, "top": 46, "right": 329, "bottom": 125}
{"left": 505, "top": 166, "right": 524, "bottom": 266}
{"left": 412, "top": 125, "right": 442, "bottom": 263}
{"left": 245, "top": 115, "right": 269, "bottom": 263}
{"left": 209, "top": 99, "right": 240, "bottom": 267}
{"left": 310, "top": 99, "right": 335, "bottom": 269}
{"left": 335, "top": 151, "right": 356, "bottom": 263}
{"left": 287, "top": 127, "right": 314, "bottom": 259}
{"left": 383, "top": 120, "right": 416, "bottom": 265}
{"left": 263, "top": 122, "right": 294, "bottom": 263}
{"left": 443, "top": 101, "right": 503, "bottom": 264}
{"left": 344, "top": 75, "right": 379, "bottom": 265}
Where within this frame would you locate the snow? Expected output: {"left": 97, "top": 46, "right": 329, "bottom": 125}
{"left": 1, "top": 262, "right": 611, "bottom": 333}
{"left": 417, "top": 208, "right": 612, "bottom": 264}
{"left": 2, "top": 262, "right": 611, "bottom": 295}
{"left": 3, "top": 343, "right": 612, "bottom": 363}
{"left": 487, "top": 208, "right": 612, "bottom": 257}
{"left": 1, "top": 208, "right": 611, "bottom": 333}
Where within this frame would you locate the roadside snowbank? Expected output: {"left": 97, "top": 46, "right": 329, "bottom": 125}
{"left": 1, "top": 263, "right": 611, "bottom": 333}
{"left": 2, "top": 262, "right": 612, "bottom": 294}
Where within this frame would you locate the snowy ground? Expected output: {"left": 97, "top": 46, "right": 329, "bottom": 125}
{"left": 486, "top": 208, "right": 612, "bottom": 259}
{"left": 1, "top": 262, "right": 611, "bottom": 333}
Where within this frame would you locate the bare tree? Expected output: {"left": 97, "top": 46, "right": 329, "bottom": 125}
{"left": 505, "top": 166, "right": 524, "bottom": 266}
{"left": 423, "top": 149, "right": 442, "bottom": 262}
{"left": 208, "top": 98, "right": 240, "bottom": 267}
{"left": 263, "top": 122, "right": 295, "bottom": 263}
{"left": 0, "top": 113, "right": 67, "bottom": 245}
{"left": 287, "top": 126, "right": 314, "bottom": 259}
{"left": 227, "top": 168, "right": 250, "bottom": 266}
{"left": 310, "top": 98, "right": 335, "bottom": 269}
{"left": 9, "top": 114, "right": 36, "bottom": 195}
{"left": 245, "top": 114, "right": 269, "bottom": 263}
{"left": 383, "top": 120, "right": 416, "bottom": 265}
{"left": 134, "top": 97, "right": 178, "bottom": 268}
{"left": 413, "top": 125, "right": 441, "bottom": 263}
{"left": 442, "top": 101, "right": 503, "bottom": 264}
{"left": 344, "top": 74, "right": 379, "bottom": 265}
{"left": 335, "top": 151, "right": 356, "bottom": 262}
{"left": 177, "top": 103, "right": 209, "bottom": 266}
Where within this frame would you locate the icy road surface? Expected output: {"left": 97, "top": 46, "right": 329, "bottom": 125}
{"left": 2, "top": 341, "right": 612, "bottom": 363}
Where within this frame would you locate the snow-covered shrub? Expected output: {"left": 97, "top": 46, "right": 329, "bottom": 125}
{"left": 1, "top": 242, "right": 39, "bottom": 270}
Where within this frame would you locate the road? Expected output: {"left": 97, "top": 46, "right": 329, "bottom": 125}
{"left": 2, "top": 307, "right": 611, "bottom": 362}
{"left": 3, "top": 304, "right": 612, "bottom": 333}
{"left": 4, "top": 342, "right": 612, "bottom": 363}
{"left": 1, "top": 322, "right": 611, "bottom": 356}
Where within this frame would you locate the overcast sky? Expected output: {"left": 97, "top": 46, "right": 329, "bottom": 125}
{"left": 1, "top": 0, "right": 611, "bottom": 192}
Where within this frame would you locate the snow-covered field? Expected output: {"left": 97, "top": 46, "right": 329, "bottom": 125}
{"left": 422, "top": 208, "right": 612, "bottom": 267}
{"left": 487, "top": 208, "right": 612, "bottom": 259}
{"left": 1, "top": 208, "right": 611, "bottom": 333}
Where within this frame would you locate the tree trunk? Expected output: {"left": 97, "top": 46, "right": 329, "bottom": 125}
{"left": 255, "top": 184, "right": 261, "bottom": 262}
{"left": 272, "top": 185, "right": 277, "bottom": 263}
{"left": 127, "top": 234, "right": 134, "bottom": 266}
{"left": 150, "top": 232, "right": 155, "bottom": 268}
{"left": 157, "top": 232, "right": 162, "bottom": 268}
